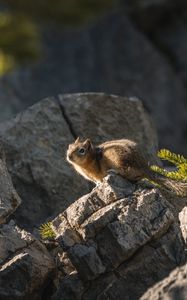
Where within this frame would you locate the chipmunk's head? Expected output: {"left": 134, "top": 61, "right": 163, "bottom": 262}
{"left": 67, "top": 137, "right": 94, "bottom": 166}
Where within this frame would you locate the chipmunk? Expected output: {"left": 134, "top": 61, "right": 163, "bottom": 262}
{"left": 67, "top": 137, "right": 187, "bottom": 196}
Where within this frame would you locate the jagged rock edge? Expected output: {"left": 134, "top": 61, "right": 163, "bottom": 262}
{"left": 56, "top": 96, "right": 77, "bottom": 139}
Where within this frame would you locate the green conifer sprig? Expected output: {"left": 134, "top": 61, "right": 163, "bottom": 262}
{"left": 158, "top": 149, "right": 187, "bottom": 166}
{"left": 151, "top": 149, "right": 187, "bottom": 182}
{"left": 39, "top": 222, "right": 56, "bottom": 239}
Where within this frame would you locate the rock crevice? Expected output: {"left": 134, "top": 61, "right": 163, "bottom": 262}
{"left": 56, "top": 97, "right": 77, "bottom": 140}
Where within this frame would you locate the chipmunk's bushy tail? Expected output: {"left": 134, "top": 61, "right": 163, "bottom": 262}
{"left": 145, "top": 169, "right": 187, "bottom": 197}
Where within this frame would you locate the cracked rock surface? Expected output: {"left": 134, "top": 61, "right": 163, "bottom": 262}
{"left": 0, "top": 143, "right": 56, "bottom": 300}
{"left": 0, "top": 221, "right": 55, "bottom": 300}
{"left": 141, "top": 263, "right": 187, "bottom": 300}
{"left": 0, "top": 93, "right": 158, "bottom": 230}
{"left": 51, "top": 174, "right": 186, "bottom": 300}
{"left": 0, "top": 156, "right": 21, "bottom": 224}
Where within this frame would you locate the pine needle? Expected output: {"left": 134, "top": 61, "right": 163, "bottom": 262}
{"left": 158, "top": 149, "right": 187, "bottom": 166}
{"left": 151, "top": 149, "right": 187, "bottom": 182}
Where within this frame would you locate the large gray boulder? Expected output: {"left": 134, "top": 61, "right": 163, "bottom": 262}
{"left": 0, "top": 93, "right": 158, "bottom": 230}
{"left": 58, "top": 93, "right": 158, "bottom": 154}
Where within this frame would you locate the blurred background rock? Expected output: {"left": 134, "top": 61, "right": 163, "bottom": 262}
{"left": 0, "top": 0, "right": 187, "bottom": 155}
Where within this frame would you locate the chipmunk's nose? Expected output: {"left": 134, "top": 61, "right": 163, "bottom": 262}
{"left": 67, "top": 153, "right": 73, "bottom": 161}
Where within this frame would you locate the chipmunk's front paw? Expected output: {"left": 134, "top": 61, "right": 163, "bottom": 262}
{"left": 93, "top": 180, "right": 102, "bottom": 189}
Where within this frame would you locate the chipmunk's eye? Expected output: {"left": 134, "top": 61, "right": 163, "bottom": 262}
{"left": 78, "top": 148, "right": 85, "bottom": 155}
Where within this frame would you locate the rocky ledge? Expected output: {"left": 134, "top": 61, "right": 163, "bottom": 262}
{"left": 51, "top": 174, "right": 187, "bottom": 300}
{"left": 1, "top": 165, "right": 186, "bottom": 299}
{"left": 0, "top": 94, "right": 187, "bottom": 299}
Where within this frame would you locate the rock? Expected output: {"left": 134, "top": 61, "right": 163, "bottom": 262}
{"left": 141, "top": 263, "right": 187, "bottom": 300}
{"left": 52, "top": 273, "right": 86, "bottom": 300}
{"left": 110, "top": 224, "right": 185, "bottom": 300}
{"left": 0, "top": 220, "right": 55, "bottom": 300}
{"left": 82, "top": 226, "right": 185, "bottom": 300}
{"left": 51, "top": 174, "right": 186, "bottom": 299}
{"left": 52, "top": 214, "right": 82, "bottom": 249}
{"left": 0, "top": 74, "right": 29, "bottom": 123}
{"left": 0, "top": 11, "right": 187, "bottom": 155}
{"left": 179, "top": 207, "right": 187, "bottom": 244}
{"left": 63, "top": 176, "right": 134, "bottom": 230}
{"left": 95, "top": 191, "right": 174, "bottom": 268}
{"left": 59, "top": 93, "right": 158, "bottom": 157}
{"left": 0, "top": 93, "right": 157, "bottom": 230}
{"left": 159, "top": 190, "right": 187, "bottom": 221}
{"left": 69, "top": 244, "right": 106, "bottom": 281}
{"left": 0, "top": 156, "right": 21, "bottom": 224}
{"left": 0, "top": 221, "right": 28, "bottom": 264}
{"left": 50, "top": 247, "right": 76, "bottom": 277}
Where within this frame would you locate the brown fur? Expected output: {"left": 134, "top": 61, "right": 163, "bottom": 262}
{"left": 66, "top": 138, "right": 149, "bottom": 183}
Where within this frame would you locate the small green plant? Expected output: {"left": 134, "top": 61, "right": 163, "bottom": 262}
{"left": 151, "top": 149, "right": 187, "bottom": 182}
{"left": 39, "top": 222, "right": 56, "bottom": 239}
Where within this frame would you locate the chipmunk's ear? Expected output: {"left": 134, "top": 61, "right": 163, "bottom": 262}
{"left": 75, "top": 137, "right": 80, "bottom": 144}
{"left": 83, "top": 138, "right": 92, "bottom": 150}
